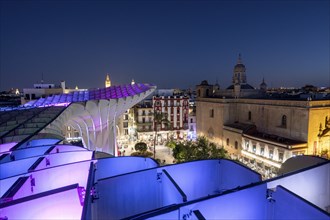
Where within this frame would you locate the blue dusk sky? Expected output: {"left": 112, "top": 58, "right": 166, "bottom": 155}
{"left": 0, "top": 0, "right": 329, "bottom": 91}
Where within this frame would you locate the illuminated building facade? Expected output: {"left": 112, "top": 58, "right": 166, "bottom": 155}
{"left": 135, "top": 101, "right": 154, "bottom": 143}
{"left": 188, "top": 109, "right": 197, "bottom": 141}
{"left": 133, "top": 95, "right": 191, "bottom": 145}
{"left": 153, "top": 96, "right": 189, "bottom": 141}
{"left": 196, "top": 56, "right": 330, "bottom": 177}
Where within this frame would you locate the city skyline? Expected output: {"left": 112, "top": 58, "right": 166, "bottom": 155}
{"left": 0, "top": 0, "right": 329, "bottom": 91}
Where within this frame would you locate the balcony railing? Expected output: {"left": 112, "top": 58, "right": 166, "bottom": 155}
{"left": 136, "top": 121, "right": 153, "bottom": 125}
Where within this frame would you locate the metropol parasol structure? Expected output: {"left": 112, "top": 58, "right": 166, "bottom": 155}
{"left": 0, "top": 82, "right": 156, "bottom": 155}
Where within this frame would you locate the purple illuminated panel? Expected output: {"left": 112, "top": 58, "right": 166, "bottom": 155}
{"left": 181, "top": 183, "right": 268, "bottom": 219}
{"left": 11, "top": 146, "right": 51, "bottom": 160}
{"left": 0, "top": 151, "right": 92, "bottom": 179}
{"left": 272, "top": 186, "right": 329, "bottom": 220}
{"left": 12, "top": 161, "right": 92, "bottom": 200}
{"left": 52, "top": 102, "right": 71, "bottom": 107}
{"left": 95, "top": 157, "right": 158, "bottom": 180}
{"left": 96, "top": 169, "right": 160, "bottom": 219}
{"left": 0, "top": 186, "right": 83, "bottom": 219}
{"left": 0, "top": 176, "right": 22, "bottom": 197}
{"left": 33, "top": 151, "right": 93, "bottom": 171}
{"left": 0, "top": 142, "right": 16, "bottom": 153}
{"left": 0, "top": 157, "right": 39, "bottom": 179}
{"left": 24, "top": 83, "right": 154, "bottom": 107}
{"left": 267, "top": 162, "right": 330, "bottom": 212}
{"left": 163, "top": 160, "right": 260, "bottom": 201}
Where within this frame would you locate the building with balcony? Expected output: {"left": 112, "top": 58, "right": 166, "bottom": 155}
{"left": 134, "top": 100, "right": 154, "bottom": 144}
{"left": 153, "top": 95, "right": 189, "bottom": 142}
{"left": 188, "top": 108, "right": 197, "bottom": 141}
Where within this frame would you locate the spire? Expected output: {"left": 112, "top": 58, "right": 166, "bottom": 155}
{"left": 105, "top": 74, "right": 111, "bottom": 88}
{"left": 237, "top": 53, "right": 242, "bottom": 64}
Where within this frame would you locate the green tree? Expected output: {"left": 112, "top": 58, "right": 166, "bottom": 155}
{"left": 131, "top": 142, "right": 153, "bottom": 157}
{"left": 165, "top": 139, "right": 176, "bottom": 149}
{"left": 134, "top": 142, "right": 147, "bottom": 152}
{"left": 153, "top": 111, "right": 170, "bottom": 158}
{"left": 131, "top": 151, "right": 153, "bottom": 157}
{"left": 172, "top": 136, "right": 229, "bottom": 163}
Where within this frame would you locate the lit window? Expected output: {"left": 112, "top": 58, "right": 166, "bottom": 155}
{"left": 260, "top": 147, "right": 264, "bottom": 155}
{"left": 253, "top": 145, "right": 256, "bottom": 152}
{"left": 269, "top": 150, "right": 274, "bottom": 159}
{"left": 279, "top": 152, "right": 284, "bottom": 161}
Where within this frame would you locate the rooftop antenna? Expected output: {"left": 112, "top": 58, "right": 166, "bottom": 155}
{"left": 41, "top": 72, "right": 44, "bottom": 84}
{"left": 238, "top": 53, "right": 242, "bottom": 64}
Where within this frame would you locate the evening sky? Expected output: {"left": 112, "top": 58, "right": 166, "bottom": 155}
{"left": 0, "top": 0, "right": 329, "bottom": 91}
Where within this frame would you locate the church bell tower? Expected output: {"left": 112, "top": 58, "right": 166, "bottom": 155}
{"left": 105, "top": 74, "right": 111, "bottom": 88}
{"left": 232, "top": 53, "right": 247, "bottom": 85}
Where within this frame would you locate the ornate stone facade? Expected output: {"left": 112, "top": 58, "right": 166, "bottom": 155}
{"left": 195, "top": 55, "right": 329, "bottom": 177}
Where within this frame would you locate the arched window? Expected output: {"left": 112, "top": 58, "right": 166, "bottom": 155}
{"left": 281, "top": 115, "right": 287, "bottom": 127}
{"left": 248, "top": 111, "right": 251, "bottom": 120}
{"left": 190, "top": 118, "right": 193, "bottom": 123}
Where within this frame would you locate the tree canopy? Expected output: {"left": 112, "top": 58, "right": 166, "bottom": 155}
{"left": 131, "top": 151, "right": 153, "bottom": 157}
{"left": 131, "top": 142, "right": 153, "bottom": 157}
{"left": 134, "top": 142, "right": 147, "bottom": 152}
{"left": 172, "top": 136, "right": 229, "bottom": 163}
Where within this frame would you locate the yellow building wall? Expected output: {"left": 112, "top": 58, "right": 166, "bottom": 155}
{"left": 196, "top": 99, "right": 228, "bottom": 146}
{"left": 197, "top": 98, "right": 330, "bottom": 157}
{"left": 235, "top": 100, "right": 309, "bottom": 141}
{"left": 308, "top": 106, "right": 330, "bottom": 156}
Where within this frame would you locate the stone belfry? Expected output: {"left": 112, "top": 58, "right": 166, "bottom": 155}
{"left": 105, "top": 74, "right": 111, "bottom": 88}
{"left": 232, "top": 53, "right": 247, "bottom": 85}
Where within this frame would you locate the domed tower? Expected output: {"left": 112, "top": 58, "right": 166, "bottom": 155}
{"left": 232, "top": 53, "right": 247, "bottom": 85}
